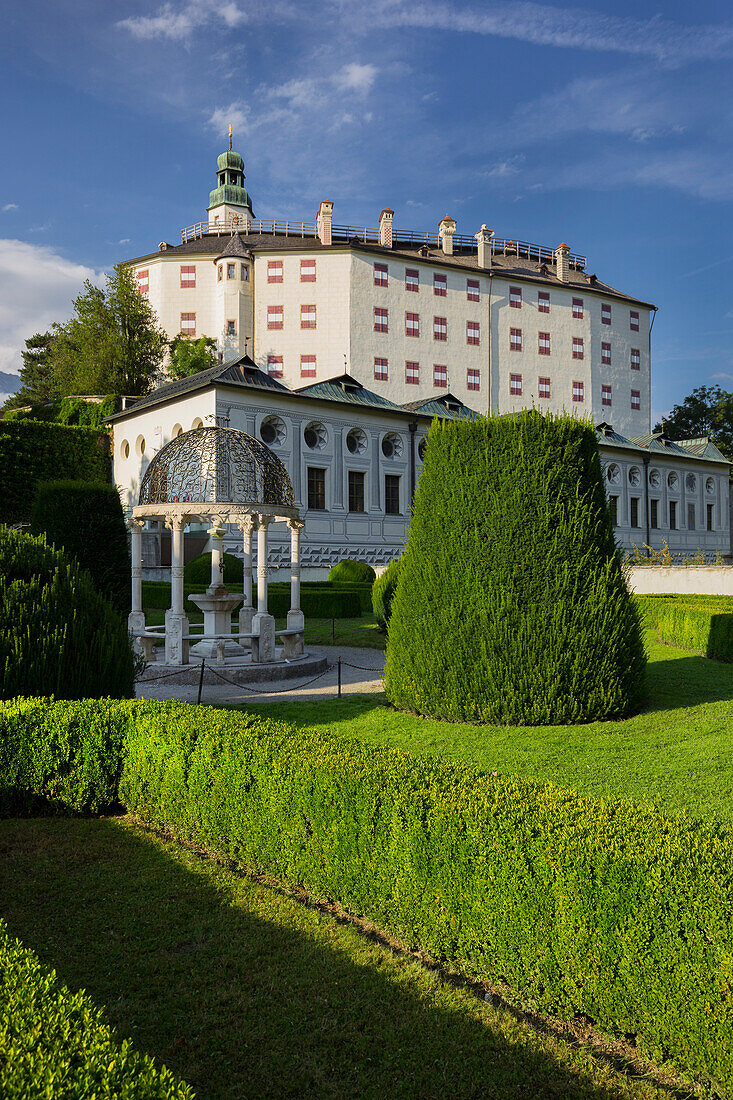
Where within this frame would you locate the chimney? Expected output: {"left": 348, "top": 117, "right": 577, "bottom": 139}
{"left": 438, "top": 215, "right": 456, "bottom": 256}
{"left": 317, "top": 200, "right": 333, "bottom": 246}
{"left": 555, "top": 242, "right": 570, "bottom": 283}
{"left": 379, "top": 207, "right": 394, "bottom": 248}
{"left": 475, "top": 224, "right": 493, "bottom": 269}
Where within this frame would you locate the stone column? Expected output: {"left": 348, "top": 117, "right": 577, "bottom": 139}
{"left": 164, "top": 515, "right": 190, "bottom": 665}
{"left": 238, "top": 516, "right": 255, "bottom": 638}
{"left": 208, "top": 525, "right": 226, "bottom": 591}
{"left": 127, "top": 517, "right": 146, "bottom": 636}
{"left": 252, "top": 514, "right": 275, "bottom": 661}
{"left": 287, "top": 519, "right": 305, "bottom": 632}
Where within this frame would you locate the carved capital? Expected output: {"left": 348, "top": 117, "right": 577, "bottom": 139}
{"left": 164, "top": 515, "right": 186, "bottom": 533}
{"left": 287, "top": 518, "right": 305, "bottom": 533}
{"left": 257, "top": 514, "right": 274, "bottom": 529}
{"left": 127, "top": 517, "right": 145, "bottom": 532}
{"left": 238, "top": 516, "right": 256, "bottom": 537}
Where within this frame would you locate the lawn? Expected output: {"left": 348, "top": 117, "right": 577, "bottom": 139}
{"left": 237, "top": 635, "right": 733, "bottom": 824}
{"left": 0, "top": 816, "right": 686, "bottom": 1100}
{"left": 144, "top": 608, "right": 386, "bottom": 649}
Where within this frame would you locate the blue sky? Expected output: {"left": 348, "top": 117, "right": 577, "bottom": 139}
{"left": 1, "top": 0, "right": 732, "bottom": 422}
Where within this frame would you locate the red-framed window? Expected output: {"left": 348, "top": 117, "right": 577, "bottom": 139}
{"left": 538, "top": 331, "right": 550, "bottom": 355}
{"left": 467, "top": 279, "right": 480, "bottom": 302}
{"left": 300, "top": 258, "right": 316, "bottom": 282}
{"left": 374, "top": 307, "right": 388, "bottom": 333}
{"left": 572, "top": 336, "right": 584, "bottom": 360}
{"left": 467, "top": 320, "right": 480, "bottom": 346}
{"left": 467, "top": 368, "right": 480, "bottom": 391}
{"left": 406, "top": 268, "right": 419, "bottom": 292}
{"left": 572, "top": 380, "right": 584, "bottom": 403}
{"left": 630, "top": 310, "right": 640, "bottom": 331}
{"left": 406, "top": 361, "right": 420, "bottom": 385}
{"left": 374, "top": 262, "right": 388, "bottom": 287}
{"left": 434, "top": 273, "right": 447, "bottom": 296}
{"left": 406, "top": 312, "right": 420, "bottom": 337}
{"left": 300, "top": 354, "right": 316, "bottom": 378}
{"left": 572, "top": 297, "right": 584, "bottom": 319}
{"left": 601, "top": 341, "right": 611, "bottom": 365}
{"left": 180, "top": 265, "right": 195, "bottom": 288}
{"left": 180, "top": 312, "right": 196, "bottom": 336}
{"left": 510, "top": 373, "right": 522, "bottom": 396}
{"left": 300, "top": 303, "right": 316, "bottom": 329}
{"left": 510, "top": 286, "right": 522, "bottom": 308}
{"left": 433, "top": 316, "right": 447, "bottom": 341}
{"left": 137, "top": 269, "right": 149, "bottom": 294}
{"left": 267, "top": 260, "right": 283, "bottom": 283}
{"left": 267, "top": 305, "right": 283, "bottom": 330}
{"left": 267, "top": 355, "right": 283, "bottom": 378}
{"left": 433, "top": 364, "right": 447, "bottom": 388}
{"left": 631, "top": 348, "right": 641, "bottom": 370}
{"left": 601, "top": 303, "right": 612, "bottom": 325}
{"left": 538, "top": 376, "right": 550, "bottom": 399}
{"left": 374, "top": 357, "right": 388, "bottom": 381}
{"left": 509, "top": 327, "right": 522, "bottom": 352}
{"left": 631, "top": 389, "right": 641, "bottom": 410}
{"left": 601, "top": 384, "right": 612, "bottom": 406}
{"left": 538, "top": 290, "right": 550, "bottom": 313}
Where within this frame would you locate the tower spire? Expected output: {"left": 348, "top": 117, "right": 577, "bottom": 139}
{"left": 228, "top": 124, "right": 233, "bottom": 151}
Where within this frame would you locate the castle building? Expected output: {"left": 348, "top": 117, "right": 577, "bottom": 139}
{"left": 110, "top": 139, "right": 730, "bottom": 573}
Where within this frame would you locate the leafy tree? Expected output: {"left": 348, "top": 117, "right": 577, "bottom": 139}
{"left": 2, "top": 331, "right": 58, "bottom": 410}
{"left": 654, "top": 385, "right": 733, "bottom": 459}
{"left": 168, "top": 335, "right": 217, "bottom": 379}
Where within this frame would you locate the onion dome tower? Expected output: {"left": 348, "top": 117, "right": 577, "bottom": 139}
{"left": 207, "top": 125, "right": 254, "bottom": 228}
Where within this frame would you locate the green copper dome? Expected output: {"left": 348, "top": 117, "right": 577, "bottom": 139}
{"left": 217, "top": 150, "right": 244, "bottom": 172}
{"left": 208, "top": 144, "right": 253, "bottom": 215}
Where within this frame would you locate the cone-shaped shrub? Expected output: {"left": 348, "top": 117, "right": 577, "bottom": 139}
{"left": 184, "top": 550, "right": 244, "bottom": 586}
{"left": 385, "top": 411, "right": 646, "bottom": 724}
{"left": 372, "top": 557, "right": 402, "bottom": 629}
{"left": 328, "top": 559, "right": 376, "bottom": 583}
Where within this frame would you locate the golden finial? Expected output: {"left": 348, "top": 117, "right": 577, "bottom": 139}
{"left": 228, "top": 124, "right": 233, "bottom": 150}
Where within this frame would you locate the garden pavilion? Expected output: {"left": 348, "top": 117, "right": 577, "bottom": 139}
{"left": 128, "top": 423, "right": 305, "bottom": 667}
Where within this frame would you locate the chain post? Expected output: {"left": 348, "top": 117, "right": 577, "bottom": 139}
{"left": 337, "top": 656, "right": 342, "bottom": 699}
{"left": 197, "top": 658, "right": 206, "bottom": 704}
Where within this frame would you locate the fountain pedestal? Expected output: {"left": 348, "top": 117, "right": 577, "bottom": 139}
{"left": 189, "top": 584, "right": 245, "bottom": 659}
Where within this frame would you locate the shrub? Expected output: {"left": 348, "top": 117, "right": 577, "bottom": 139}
{"left": 0, "top": 419, "right": 111, "bottom": 525}
{"left": 30, "top": 481, "right": 130, "bottom": 613}
{"left": 386, "top": 412, "right": 646, "bottom": 724}
{"left": 0, "top": 919, "right": 192, "bottom": 1098}
{"left": 184, "top": 551, "right": 246, "bottom": 586}
{"left": 328, "top": 559, "right": 376, "bottom": 584}
{"left": 4, "top": 395, "right": 120, "bottom": 429}
{"left": 141, "top": 581, "right": 362, "bottom": 619}
{"left": 638, "top": 595, "right": 733, "bottom": 661}
{"left": 372, "top": 558, "right": 401, "bottom": 629}
{"left": 0, "top": 529, "right": 134, "bottom": 701}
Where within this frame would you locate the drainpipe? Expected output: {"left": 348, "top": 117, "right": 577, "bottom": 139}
{"left": 409, "top": 420, "right": 418, "bottom": 502}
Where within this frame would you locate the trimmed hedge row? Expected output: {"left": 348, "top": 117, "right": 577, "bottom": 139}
{"left": 0, "top": 918, "right": 192, "bottom": 1098}
{"left": 638, "top": 595, "right": 733, "bottom": 661}
{"left": 3, "top": 395, "right": 120, "bottom": 428}
{"left": 140, "top": 581, "right": 362, "bottom": 619}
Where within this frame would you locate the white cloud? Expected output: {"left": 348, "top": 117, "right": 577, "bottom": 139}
{"left": 2, "top": 203, "right": 19, "bottom": 213}
{"left": 0, "top": 240, "right": 104, "bottom": 374}
{"left": 118, "top": 238, "right": 131, "bottom": 244}
{"left": 334, "top": 63, "right": 377, "bottom": 96}
{"left": 117, "top": 0, "right": 250, "bottom": 41}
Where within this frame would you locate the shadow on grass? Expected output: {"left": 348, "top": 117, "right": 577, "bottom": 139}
{"left": 642, "top": 653, "right": 733, "bottom": 713}
{"left": 0, "top": 817, "right": 681, "bottom": 1100}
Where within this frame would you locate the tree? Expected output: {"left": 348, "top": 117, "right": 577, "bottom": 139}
{"left": 168, "top": 335, "right": 217, "bottom": 379}
{"left": 654, "top": 385, "right": 733, "bottom": 459}
{"left": 2, "top": 331, "right": 58, "bottom": 410}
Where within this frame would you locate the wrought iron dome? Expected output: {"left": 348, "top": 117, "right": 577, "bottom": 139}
{"left": 138, "top": 426, "right": 294, "bottom": 508}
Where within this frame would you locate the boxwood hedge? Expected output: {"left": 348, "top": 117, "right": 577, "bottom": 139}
{"left": 141, "top": 580, "right": 362, "bottom": 619}
{"left": 637, "top": 595, "right": 733, "bottom": 661}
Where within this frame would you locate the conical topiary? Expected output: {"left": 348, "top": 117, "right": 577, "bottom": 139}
{"left": 384, "top": 411, "right": 646, "bottom": 725}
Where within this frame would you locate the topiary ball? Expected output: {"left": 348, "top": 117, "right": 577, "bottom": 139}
{"left": 328, "top": 559, "right": 376, "bottom": 584}
{"left": 372, "top": 558, "right": 401, "bottom": 629}
{"left": 184, "top": 551, "right": 244, "bottom": 586}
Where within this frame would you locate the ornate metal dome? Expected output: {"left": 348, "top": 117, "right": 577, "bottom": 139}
{"left": 138, "top": 426, "right": 294, "bottom": 508}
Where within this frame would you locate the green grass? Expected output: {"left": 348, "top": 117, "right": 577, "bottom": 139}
{"left": 0, "top": 817, "right": 684, "bottom": 1100}
{"left": 143, "top": 608, "right": 386, "bottom": 649}
{"left": 236, "top": 634, "right": 733, "bottom": 824}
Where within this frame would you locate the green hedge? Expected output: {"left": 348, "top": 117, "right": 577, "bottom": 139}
{"left": 328, "top": 559, "right": 376, "bottom": 584}
{"left": 637, "top": 595, "right": 733, "bottom": 661}
{"left": 0, "top": 420, "right": 111, "bottom": 525}
{"left": 183, "top": 551, "right": 244, "bottom": 586}
{"left": 4, "top": 395, "right": 120, "bottom": 429}
{"left": 0, "top": 919, "right": 192, "bottom": 1098}
{"left": 141, "top": 580, "right": 361, "bottom": 619}
{"left": 372, "top": 558, "right": 401, "bottom": 629}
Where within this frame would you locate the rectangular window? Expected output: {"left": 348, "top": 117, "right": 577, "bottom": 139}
{"left": 433, "top": 316, "right": 447, "bottom": 341}
{"left": 510, "top": 286, "right": 522, "bottom": 308}
{"left": 688, "top": 503, "right": 696, "bottom": 531}
{"left": 406, "top": 312, "right": 420, "bottom": 337}
{"left": 374, "top": 357, "right": 388, "bottom": 381}
{"left": 227, "top": 263, "right": 235, "bottom": 280}
{"left": 467, "top": 279, "right": 480, "bottom": 302}
{"left": 434, "top": 273, "right": 447, "bottom": 296}
{"left": 180, "top": 312, "right": 196, "bottom": 336}
{"left": 226, "top": 319, "right": 236, "bottom": 336}
{"left": 467, "top": 368, "right": 480, "bottom": 391}
{"left": 609, "top": 496, "right": 618, "bottom": 527}
{"left": 631, "top": 389, "right": 641, "bottom": 410}
{"left": 669, "top": 500, "right": 677, "bottom": 530}
{"left": 509, "top": 327, "right": 522, "bottom": 352}
{"left": 572, "top": 297, "right": 584, "bottom": 319}
{"left": 348, "top": 470, "right": 365, "bottom": 513}
{"left": 180, "top": 265, "right": 196, "bottom": 288}
{"left": 631, "top": 348, "right": 641, "bottom": 370}
{"left": 573, "top": 380, "right": 584, "bottom": 403}
{"left": 241, "top": 264, "right": 248, "bottom": 281}
{"left": 267, "top": 355, "right": 283, "bottom": 377}
{"left": 601, "top": 341, "right": 611, "bottom": 365}
{"left": 630, "top": 310, "right": 640, "bottom": 332}
{"left": 630, "top": 497, "right": 640, "bottom": 528}
{"left": 374, "top": 262, "right": 388, "bottom": 287}
{"left": 300, "top": 258, "right": 316, "bottom": 282}
{"left": 300, "top": 354, "right": 316, "bottom": 378}
{"left": 538, "top": 290, "right": 550, "bottom": 313}
{"left": 385, "top": 474, "right": 400, "bottom": 515}
{"left": 300, "top": 303, "right": 316, "bottom": 329}
{"left": 601, "top": 384, "right": 612, "bottom": 406}
{"left": 217, "top": 265, "right": 223, "bottom": 282}
{"left": 707, "top": 503, "right": 714, "bottom": 531}
{"left": 538, "top": 331, "right": 550, "bottom": 355}
{"left": 539, "top": 376, "right": 551, "bottom": 399}
{"left": 467, "top": 321, "right": 481, "bottom": 346}
{"left": 137, "top": 269, "right": 149, "bottom": 294}
{"left": 650, "top": 499, "right": 659, "bottom": 529}
{"left": 267, "top": 305, "right": 283, "bottom": 330}
{"left": 433, "top": 364, "right": 447, "bottom": 388}
{"left": 572, "top": 337, "right": 584, "bottom": 360}
{"left": 267, "top": 260, "right": 283, "bottom": 283}
{"left": 374, "top": 307, "right": 388, "bottom": 333}
{"left": 510, "top": 372, "right": 522, "bottom": 396}
{"left": 406, "top": 268, "right": 419, "bottom": 292}
{"left": 601, "top": 302, "right": 612, "bottom": 325}
{"left": 406, "top": 360, "right": 420, "bottom": 385}
{"left": 307, "top": 467, "right": 326, "bottom": 511}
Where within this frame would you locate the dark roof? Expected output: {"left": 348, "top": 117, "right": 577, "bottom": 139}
{"left": 215, "top": 233, "right": 252, "bottom": 261}
{"left": 629, "top": 431, "right": 729, "bottom": 463}
{"left": 401, "top": 393, "right": 481, "bottom": 420}
{"left": 595, "top": 422, "right": 646, "bottom": 452}
{"left": 294, "top": 373, "right": 406, "bottom": 413}
{"left": 675, "top": 436, "right": 728, "bottom": 462}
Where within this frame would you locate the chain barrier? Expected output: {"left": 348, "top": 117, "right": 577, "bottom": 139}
{"left": 206, "top": 661, "right": 337, "bottom": 694}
